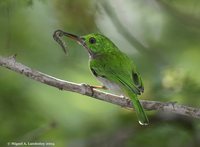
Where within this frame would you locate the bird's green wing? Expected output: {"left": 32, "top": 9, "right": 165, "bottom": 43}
{"left": 89, "top": 52, "right": 148, "bottom": 125}
{"left": 90, "top": 52, "right": 144, "bottom": 94}
{"left": 113, "top": 72, "right": 149, "bottom": 125}
{"left": 131, "top": 70, "right": 144, "bottom": 94}
{"left": 90, "top": 62, "right": 148, "bottom": 125}
{"left": 111, "top": 70, "right": 149, "bottom": 125}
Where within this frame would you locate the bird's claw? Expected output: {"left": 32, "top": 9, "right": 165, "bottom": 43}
{"left": 90, "top": 85, "right": 107, "bottom": 90}
{"left": 80, "top": 83, "right": 94, "bottom": 97}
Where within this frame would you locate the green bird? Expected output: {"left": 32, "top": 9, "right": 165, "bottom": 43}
{"left": 53, "top": 30, "right": 149, "bottom": 125}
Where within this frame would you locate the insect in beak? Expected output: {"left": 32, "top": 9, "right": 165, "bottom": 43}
{"left": 53, "top": 30, "right": 84, "bottom": 54}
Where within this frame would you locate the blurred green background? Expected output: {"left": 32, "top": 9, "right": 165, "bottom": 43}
{"left": 1, "top": 0, "right": 200, "bottom": 146}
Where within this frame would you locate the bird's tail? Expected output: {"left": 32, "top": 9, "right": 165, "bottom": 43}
{"left": 125, "top": 89, "right": 149, "bottom": 125}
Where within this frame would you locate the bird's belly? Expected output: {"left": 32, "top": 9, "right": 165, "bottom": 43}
{"left": 96, "top": 76, "right": 123, "bottom": 95}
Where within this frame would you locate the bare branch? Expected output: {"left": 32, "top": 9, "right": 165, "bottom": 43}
{"left": 0, "top": 55, "right": 200, "bottom": 119}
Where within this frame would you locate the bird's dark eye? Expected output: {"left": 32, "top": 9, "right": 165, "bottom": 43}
{"left": 89, "top": 37, "right": 96, "bottom": 44}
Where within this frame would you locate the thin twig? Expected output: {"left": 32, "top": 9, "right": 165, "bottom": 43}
{"left": 0, "top": 55, "right": 200, "bottom": 119}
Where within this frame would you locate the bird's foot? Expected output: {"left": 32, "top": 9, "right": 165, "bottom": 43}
{"left": 120, "top": 95, "right": 127, "bottom": 99}
{"left": 90, "top": 85, "right": 107, "bottom": 90}
{"left": 166, "top": 101, "right": 177, "bottom": 110}
{"left": 80, "top": 84, "right": 107, "bottom": 97}
{"left": 80, "top": 83, "right": 94, "bottom": 96}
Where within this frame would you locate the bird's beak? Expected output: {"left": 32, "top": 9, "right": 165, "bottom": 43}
{"left": 62, "top": 32, "right": 84, "bottom": 44}
{"left": 53, "top": 30, "right": 94, "bottom": 56}
{"left": 63, "top": 32, "right": 92, "bottom": 54}
{"left": 53, "top": 30, "right": 85, "bottom": 54}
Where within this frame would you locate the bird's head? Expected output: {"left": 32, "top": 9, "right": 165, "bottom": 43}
{"left": 80, "top": 33, "right": 117, "bottom": 57}
{"left": 55, "top": 31, "right": 117, "bottom": 58}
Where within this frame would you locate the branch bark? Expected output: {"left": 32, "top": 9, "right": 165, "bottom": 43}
{"left": 0, "top": 55, "right": 200, "bottom": 119}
